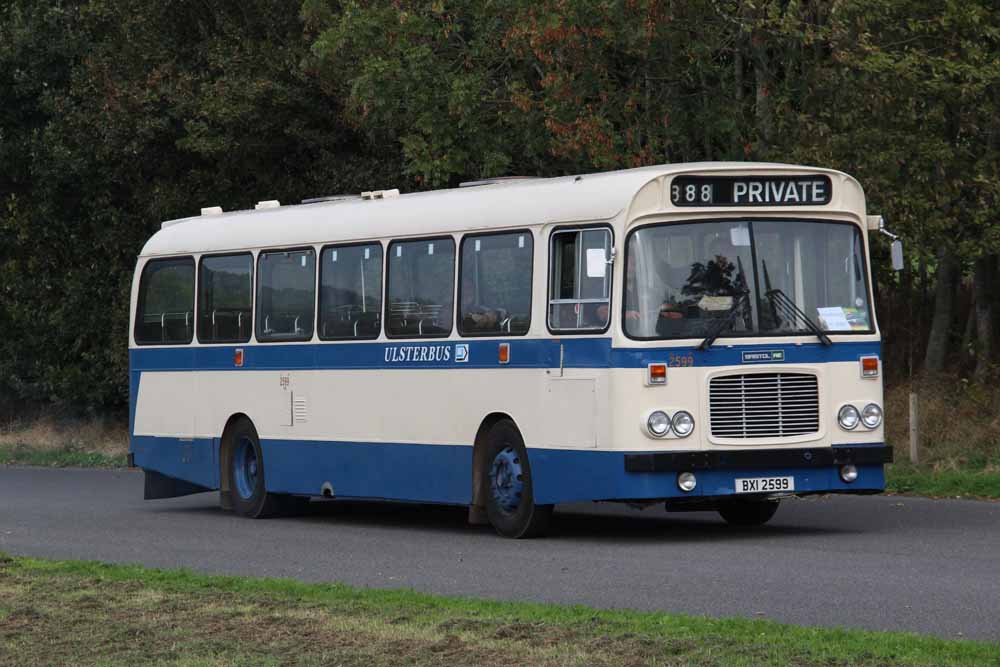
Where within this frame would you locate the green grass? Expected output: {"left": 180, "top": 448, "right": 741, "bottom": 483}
{"left": 886, "top": 463, "right": 1000, "bottom": 500}
{"left": 0, "top": 553, "right": 996, "bottom": 666}
{"left": 0, "top": 443, "right": 126, "bottom": 468}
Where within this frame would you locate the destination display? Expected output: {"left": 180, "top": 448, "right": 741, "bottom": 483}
{"left": 670, "top": 175, "right": 832, "bottom": 207}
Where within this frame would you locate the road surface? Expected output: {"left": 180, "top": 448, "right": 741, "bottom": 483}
{"left": 1, "top": 466, "right": 997, "bottom": 640}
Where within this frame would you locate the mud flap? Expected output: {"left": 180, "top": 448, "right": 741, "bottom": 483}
{"left": 144, "top": 469, "right": 212, "bottom": 500}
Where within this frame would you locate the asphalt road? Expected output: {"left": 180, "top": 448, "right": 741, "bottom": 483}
{"left": 1, "top": 467, "right": 997, "bottom": 641}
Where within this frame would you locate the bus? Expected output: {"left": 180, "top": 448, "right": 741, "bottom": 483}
{"left": 129, "top": 162, "right": 897, "bottom": 538}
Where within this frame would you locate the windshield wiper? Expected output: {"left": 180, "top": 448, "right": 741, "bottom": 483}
{"left": 764, "top": 288, "right": 832, "bottom": 346}
{"left": 698, "top": 291, "right": 750, "bottom": 351}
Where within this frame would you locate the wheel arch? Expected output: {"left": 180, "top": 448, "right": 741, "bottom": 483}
{"left": 218, "top": 412, "right": 254, "bottom": 510}
{"left": 469, "top": 412, "right": 519, "bottom": 524}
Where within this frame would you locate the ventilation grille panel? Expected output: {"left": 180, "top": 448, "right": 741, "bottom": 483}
{"left": 709, "top": 373, "right": 819, "bottom": 439}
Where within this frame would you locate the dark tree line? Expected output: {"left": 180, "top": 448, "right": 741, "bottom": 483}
{"left": 1, "top": 0, "right": 998, "bottom": 412}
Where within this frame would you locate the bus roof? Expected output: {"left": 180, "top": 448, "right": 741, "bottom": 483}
{"left": 140, "top": 162, "right": 848, "bottom": 257}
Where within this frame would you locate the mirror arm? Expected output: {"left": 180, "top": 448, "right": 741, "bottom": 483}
{"left": 878, "top": 227, "right": 899, "bottom": 242}
{"left": 876, "top": 218, "right": 900, "bottom": 242}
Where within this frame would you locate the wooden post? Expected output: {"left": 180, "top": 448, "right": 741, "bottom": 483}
{"left": 909, "top": 392, "right": 919, "bottom": 464}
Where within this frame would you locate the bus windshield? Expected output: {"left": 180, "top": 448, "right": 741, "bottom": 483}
{"left": 624, "top": 219, "right": 872, "bottom": 340}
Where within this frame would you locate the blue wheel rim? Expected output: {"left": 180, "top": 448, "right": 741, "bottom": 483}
{"left": 233, "top": 437, "right": 259, "bottom": 500}
{"left": 490, "top": 446, "right": 524, "bottom": 514}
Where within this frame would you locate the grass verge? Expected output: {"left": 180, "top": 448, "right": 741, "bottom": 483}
{"left": 0, "top": 553, "right": 996, "bottom": 667}
{"left": 0, "top": 443, "right": 126, "bottom": 468}
{"left": 0, "top": 415, "right": 127, "bottom": 469}
{"left": 885, "top": 464, "right": 1000, "bottom": 500}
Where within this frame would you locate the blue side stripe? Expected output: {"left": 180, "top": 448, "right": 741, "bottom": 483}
{"left": 131, "top": 338, "right": 880, "bottom": 371}
{"left": 132, "top": 435, "right": 886, "bottom": 505}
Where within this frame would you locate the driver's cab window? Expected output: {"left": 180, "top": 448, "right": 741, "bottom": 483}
{"left": 625, "top": 222, "right": 755, "bottom": 339}
{"left": 548, "top": 228, "right": 612, "bottom": 332}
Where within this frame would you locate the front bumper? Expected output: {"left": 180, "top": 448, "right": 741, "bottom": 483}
{"left": 529, "top": 444, "right": 892, "bottom": 505}
{"left": 624, "top": 444, "right": 893, "bottom": 473}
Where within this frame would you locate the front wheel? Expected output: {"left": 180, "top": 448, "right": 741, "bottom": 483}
{"left": 482, "top": 420, "right": 552, "bottom": 538}
{"left": 718, "top": 499, "right": 780, "bottom": 526}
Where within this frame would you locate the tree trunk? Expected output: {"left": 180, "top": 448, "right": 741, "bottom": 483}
{"left": 973, "top": 254, "right": 995, "bottom": 381}
{"left": 924, "top": 249, "right": 959, "bottom": 373}
{"left": 750, "top": 9, "right": 773, "bottom": 155}
{"left": 961, "top": 295, "right": 976, "bottom": 366}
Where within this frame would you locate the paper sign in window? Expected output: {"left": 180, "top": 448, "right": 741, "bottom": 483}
{"left": 586, "top": 248, "right": 607, "bottom": 278}
{"left": 817, "top": 306, "right": 851, "bottom": 331}
{"left": 730, "top": 226, "right": 751, "bottom": 247}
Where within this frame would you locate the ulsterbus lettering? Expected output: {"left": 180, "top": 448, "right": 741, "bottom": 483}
{"left": 384, "top": 345, "right": 452, "bottom": 363}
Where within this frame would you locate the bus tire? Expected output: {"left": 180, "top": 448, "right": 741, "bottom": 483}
{"left": 225, "top": 417, "right": 284, "bottom": 519}
{"left": 482, "top": 420, "right": 552, "bottom": 538}
{"left": 718, "top": 499, "right": 780, "bottom": 526}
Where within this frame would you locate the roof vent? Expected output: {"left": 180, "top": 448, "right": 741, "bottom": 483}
{"left": 301, "top": 194, "right": 362, "bottom": 205}
{"left": 255, "top": 200, "right": 281, "bottom": 210}
{"left": 200, "top": 206, "right": 223, "bottom": 216}
{"left": 459, "top": 176, "right": 540, "bottom": 188}
{"left": 361, "top": 189, "right": 400, "bottom": 200}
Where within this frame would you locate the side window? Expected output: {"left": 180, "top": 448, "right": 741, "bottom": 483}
{"left": 319, "top": 243, "right": 383, "bottom": 340}
{"left": 459, "top": 231, "right": 533, "bottom": 336}
{"left": 386, "top": 237, "right": 455, "bottom": 338}
{"left": 198, "top": 254, "right": 252, "bottom": 344}
{"left": 548, "top": 228, "right": 612, "bottom": 332}
{"left": 135, "top": 257, "right": 195, "bottom": 345}
{"left": 257, "top": 248, "right": 316, "bottom": 342}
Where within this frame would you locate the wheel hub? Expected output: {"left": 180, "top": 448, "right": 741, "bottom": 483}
{"left": 489, "top": 446, "right": 524, "bottom": 514}
{"left": 233, "top": 438, "right": 258, "bottom": 500}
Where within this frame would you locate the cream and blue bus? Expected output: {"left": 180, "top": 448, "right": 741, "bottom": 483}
{"left": 129, "top": 163, "right": 896, "bottom": 537}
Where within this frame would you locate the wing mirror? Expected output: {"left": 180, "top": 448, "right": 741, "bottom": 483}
{"left": 891, "top": 239, "right": 904, "bottom": 272}
{"left": 869, "top": 215, "right": 904, "bottom": 272}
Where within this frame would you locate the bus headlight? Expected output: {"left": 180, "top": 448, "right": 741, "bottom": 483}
{"left": 672, "top": 411, "right": 695, "bottom": 437}
{"left": 677, "top": 471, "right": 697, "bottom": 492}
{"left": 861, "top": 403, "right": 883, "bottom": 429}
{"left": 837, "top": 404, "right": 860, "bottom": 430}
{"left": 840, "top": 464, "right": 859, "bottom": 483}
{"left": 647, "top": 411, "right": 671, "bottom": 437}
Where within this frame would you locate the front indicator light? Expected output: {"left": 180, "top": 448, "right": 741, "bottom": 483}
{"left": 861, "top": 403, "right": 883, "bottom": 428}
{"left": 672, "top": 411, "right": 695, "bottom": 437}
{"left": 840, "top": 464, "right": 859, "bottom": 483}
{"left": 647, "top": 411, "right": 671, "bottom": 437}
{"left": 647, "top": 363, "right": 667, "bottom": 385}
{"left": 838, "top": 404, "right": 860, "bottom": 430}
{"left": 677, "top": 472, "right": 697, "bottom": 492}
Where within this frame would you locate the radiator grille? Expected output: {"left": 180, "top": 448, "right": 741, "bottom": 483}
{"left": 709, "top": 373, "right": 819, "bottom": 438}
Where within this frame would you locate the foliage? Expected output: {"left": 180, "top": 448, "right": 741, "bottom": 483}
{"left": 1, "top": 0, "right": 999, "bottom": 410}
{"left": 0, "top": 0, "right": 400, "bottom": 410}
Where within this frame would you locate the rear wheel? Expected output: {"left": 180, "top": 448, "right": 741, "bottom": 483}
{"left": 718, "top": 499, "right": 780, "bottom": 526}
{"left": 482, "top": 420, "right": 552, "bottom": 538}
{"left": 225, "top": 418, "right": 292, "bottom": 518}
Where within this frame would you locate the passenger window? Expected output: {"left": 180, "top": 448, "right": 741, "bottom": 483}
{"left": 548, "top": 228, "right": 612, "bottom": 332}
{"left": 135, "top": 257, "right": 195, "bottom": 345}
{"left": 459, "top": 231, "right": 532, "bottom": 336}
{"left": 386, "top": 237, "right": 455, "bottom": 338}
{"left": 319, "top": 243, "right": 383, "bottom": 340}
{"left": 198, "top": 254, "right": 252, "bottom": 344}
{"left": 257, "top": 249, "right": 316, "bottom": 342}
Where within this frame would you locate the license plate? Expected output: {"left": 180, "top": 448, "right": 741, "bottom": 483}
{"left": 734, "top": 476, "right": 794, "bottom": 494}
